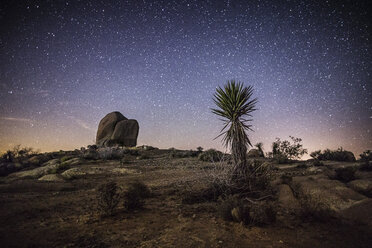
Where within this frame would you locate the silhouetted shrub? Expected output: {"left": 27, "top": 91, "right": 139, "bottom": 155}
{"left": 97, "top": 181, "right": 120, "bottom": 216}
{"left": 123, "top": 181, "right": 150, "bottom": 211}
{"left": 198, "top": 149, "right": 223, "bottom": 162}
{"left": 271, "top": 136, "right": 307, "bottom": 160}
{"left": 335, "top": 166, "right": 357, "bottom": 182}
{"left": 196, "top": 146, "right": 203, "bottom": 152}
{"left": 313, "top": 148, "right": 356, "bottom": 162}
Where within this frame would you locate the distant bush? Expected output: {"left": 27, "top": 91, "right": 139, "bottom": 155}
{"left": 198, "top": 149, "right": 223, "bottom": 162}
{"left": 97, "top": 181, "right": 120, "bottom": 216}
{"left": 271, "top": 136, "right": 307, "bottom": 161}
{"left": 123, "top": 181, "right": 150, "bottom": 211}
{"left": 335, "top": 166, "right": 357, "bottom": 183}
{"left": 310, "top": 148, "right": 356, "bottom": 162}
{"left": 196, "top": 146, "right": 203, "bottom": 152}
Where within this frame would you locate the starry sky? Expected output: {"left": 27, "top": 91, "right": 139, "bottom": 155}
{"left": 0, "top": 0, "right": 371, "bottom": 159}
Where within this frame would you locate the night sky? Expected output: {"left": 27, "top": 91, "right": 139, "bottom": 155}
{"left": 0, "top": 0, "right": 371, "bottom": 158}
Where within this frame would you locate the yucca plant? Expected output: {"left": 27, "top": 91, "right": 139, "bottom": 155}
{"left": 211, "top": 80, "right": 257, "bottom": 180}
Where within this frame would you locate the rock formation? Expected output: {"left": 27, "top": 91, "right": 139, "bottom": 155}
{"left": 96, "top": 112, "right": 139, "bottom": 147}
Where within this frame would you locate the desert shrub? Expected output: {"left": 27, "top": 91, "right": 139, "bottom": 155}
{"left": 1, "top": 145, "right": 38, "bottom": 162}
{"left": 271, "top": 136, "right": 307, "bottom": 161}
{"left": 97, "top": 182, "right": 120, "bottom": 216}
{"left": 123, "top": 181, "right": 150, "bottom": 211}
{"left": 196, "top": 146, "right": 203, "bottom": 152}
{"left": 314, "top": 148, "right": 356, "bottom": 162}
{"left": 335, "top": 166, "right": 356, "bottom": 182}
{"left": 312, "top": 159, "right": 324, "bottom": 167}
{"left": 198, "top": 149, "right": 223, "bottom": 162}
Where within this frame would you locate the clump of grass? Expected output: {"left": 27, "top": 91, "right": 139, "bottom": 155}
{"left": 335, "top": 166, "right": 357, "bottom": 183}
{"left": 97, "top": 181, "right": 120, "bottom": 216}
{"left": 123, "top": 181, "right": 150, "bottom": 211}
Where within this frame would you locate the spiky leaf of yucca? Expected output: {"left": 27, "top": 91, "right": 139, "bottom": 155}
{"left": 211, "top": 80, "right": 257, "bottom": 178}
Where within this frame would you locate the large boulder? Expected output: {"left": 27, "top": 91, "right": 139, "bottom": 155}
{"left": 96, "top": 112, "right": 139, "bottom": 147}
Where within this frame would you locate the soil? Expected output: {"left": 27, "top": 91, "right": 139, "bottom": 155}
{"left": 0, "top": 149, "right": 371, "bottom": 248}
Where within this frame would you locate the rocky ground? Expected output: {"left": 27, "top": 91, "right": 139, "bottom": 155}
{"left": 0, "top": 148, "right": 372, "bottom": 247}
